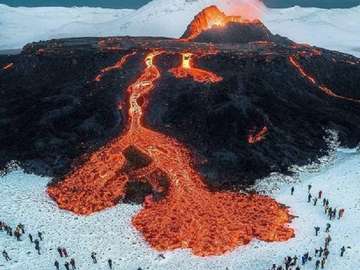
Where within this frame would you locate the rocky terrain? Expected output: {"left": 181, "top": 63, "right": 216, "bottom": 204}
{"left": 1, "top": 6, "right": 360, "bottom": 191}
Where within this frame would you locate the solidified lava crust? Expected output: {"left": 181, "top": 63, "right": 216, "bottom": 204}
{"left": 47, "top": 51, "right": 294, "bottom": 256}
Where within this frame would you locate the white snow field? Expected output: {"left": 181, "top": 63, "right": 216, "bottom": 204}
{"left": 1, "top": 148, "right": 359, "bottom": 270}
{"left": 0, "top": 0, "right": 360, "bottom": 56}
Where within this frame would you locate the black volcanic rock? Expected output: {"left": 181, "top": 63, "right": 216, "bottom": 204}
{"left": 1, "top": 12, "right": 360, "bottom": 190}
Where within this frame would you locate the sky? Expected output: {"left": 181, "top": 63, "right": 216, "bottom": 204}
{"left": 0, "top": 0, "right": 359, "bottom": 9}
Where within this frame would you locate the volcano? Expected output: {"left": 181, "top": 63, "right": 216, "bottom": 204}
{"left": 1, "top": 6, "right": 360, "bottom": 256}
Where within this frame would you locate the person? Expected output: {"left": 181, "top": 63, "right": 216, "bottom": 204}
{"left": 315, "top": 248, "right": 319, "bottom": 257}
{"left": 34, "top": 239, "right": 41, "bottom": 255}
{"left": 313, "top": 198, "right": 318, "bottom": 206}
{"left": 292, "top": 256, "right": 298, "bottom": 265}
{"left": 91, "top": 252, "right": 97, "bottom": 264}
{"left": 38, "top": 231, "right": 43, "bottom": 241}
{"left": 308, "top": 184, "right": 312, "bottom": 192}
{"left": 318, "top": 190, "right": 323, "bottom": 199}
{"left": 2, "top": 250, "right": 11, "bottom": 261}
{"left": 108, "top": 258, "right": 113, "bottom": 269}
{"left": 291, "top": 187, "right": 295, "bottom": 195}
{"left": 324, "top": 249, "right": 330, "bottom": 259}
{"left": 63, "top": 248, "right": 68, "bottom": 257}
{"left": 29, "top": 234, "right": 33, "bottom": 243}
{"left": 54, "top": 260, "right": 60, "bottom": 270}
{"left": 314, "top": 226, "right": 320, "bottom": 236}
{"left": 14, "top": 228, "right": 21, "bottom": 241}
{"left": 18, "top": 224, "right": 25, "bottom": 234}
{"left": 295, "top": 267, "right": 300, "bottom": 270}
{"left": 327, "top": 207, "right": 333, "bottom": 218}
{"left": 315, "top": 259, "right": 320, "bottom": 270}
{"left": 308, "top": 193, "right": 312, "bottom": 203}
{"left": 57, "top": 247, "right": 63, "bottom": 257}
{"left": 325, "top": 223, "right": 331, "bottom": 233}
{"left": 65, "top": 261, "right": 70, "bottom": 270}
{"left": 319, "top": 247, "right": 324, "bottom": 257}
{"left": 320, "top": 258, "right": 326, "bottom": 269}
{"left": 338, "top": 208, "right": 345, "bottom": 219}
{"left": 271, "top": 264, "right": 276, "bottom": 270}
{"left": 70, "top": 258, "right": 76, "bottom": 269}
{"left": 322, "top": 198, "right": 326, "bottom": 206}
{"left": 340, "top": 246, "right": 346, "bottom": 257}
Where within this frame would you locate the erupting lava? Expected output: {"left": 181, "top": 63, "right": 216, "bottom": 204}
{"left": 248, "top": 126, "right": 268, "bottom": 144}
{"left": 169, "top": 53, "right": 223, "bottom": 83}
{"left": 181, "top": 5, "right": 255, "bottom": 41}
{"left": 289, "top": 55, "right": 360, "bottom": 103}
{"left": 48, "top": 51, "right": 294, "bottom": 256}
{"left": 2, "top": 63, "right": 14, "bottom": 70}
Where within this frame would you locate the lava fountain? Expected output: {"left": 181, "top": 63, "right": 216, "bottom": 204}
{"left": 169, "top": 53, "right": 223, "bottom": 83}
{"left": 48, "top": 51, "right": 294, "bottom": 256}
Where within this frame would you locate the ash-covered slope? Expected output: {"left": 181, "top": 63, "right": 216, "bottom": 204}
{"left": 1, "top": 7, "right": 360, "bottom": 190}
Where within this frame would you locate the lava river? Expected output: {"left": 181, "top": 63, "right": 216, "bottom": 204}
{"left": 48, "top": 51, "right": 294, "bottom": 256}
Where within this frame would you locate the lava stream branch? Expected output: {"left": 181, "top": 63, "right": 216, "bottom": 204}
{"left": 48, "top": 50, "right": 294, "bottom": 256}
{"left": 289, "top": 55, "right": 360, "bottom": 103}
{"left": 2, "top": 63, "right": 14, "bottom": 71}
{"left": 248, "top": 126, "right": 268, "bottom": 144}
{"left": 169, "top": 53, "right": 223, "bottom": 83}
{"left": 95, "top": 52, "right": 136, "bottom": 82}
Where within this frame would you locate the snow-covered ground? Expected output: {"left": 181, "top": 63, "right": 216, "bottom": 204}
{"left": 1, "top": 148, "right": 359, "bottom": 270}
{"left": 0, "top": 0, "right": 360, "bottom": 56}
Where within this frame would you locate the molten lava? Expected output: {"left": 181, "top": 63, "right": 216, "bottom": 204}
{"left": 248, "top": 126, "right": 268, "bottom": 144}
{"left": 181, "top": 5, "right": 254, "bottom": 41}
{"left": 2, "top": 63, "right": 14, "bottom": 70}
{"left": 289, "top": 55, "right": 360, "bottom": 103}
{"left": 169, "top": 53, "right": 223, "bottom": 83}
{"left": 95, "top": 52, "right": 136, "bottom": 82}
{"left": 48, "top": 51, "right": 294, "bottom": 256}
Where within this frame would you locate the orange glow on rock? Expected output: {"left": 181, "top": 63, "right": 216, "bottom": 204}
{"left": 169, "top": 53, "right": 223, "bottom": 83}
{"left": 248, "top": 126, "right": 268, "bottom": 144}
{"left": 95, "top": 52, "right": 136, "bottom": 82}
{"left": 182, "top": 5, "right": 255, "bottom": 41}
{"left": 289, "top": 55, "right": 360, "bottom": 103}
{"left": 2, "top": 63, "right": 14, "bottom": 70}
{"left": 48, "top": 51, "right": 294, "bottom": 256}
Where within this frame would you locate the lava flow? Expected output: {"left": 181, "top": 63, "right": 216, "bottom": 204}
{"left": 289, "top": 55, "right": 360, "bottom": 103}
{"left": 169, "top": 53, "right": 223, "bottom": 83}
{"left": 2, "top": 63, "right": 14, "bottom": 70}
{"left": 95, "top": 52, "right": 136, "bottom": 82}
{"left": 248, "top": 126, "right": 268, "bottom": 144}
{"left": 48, "top": 51, "right": 294, "bottom": 256}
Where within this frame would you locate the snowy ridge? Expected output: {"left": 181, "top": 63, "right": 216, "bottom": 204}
{"left": 0, "top": 1, "right": 360, "bottom": 56}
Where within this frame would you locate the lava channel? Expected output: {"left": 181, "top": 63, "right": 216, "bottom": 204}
{"left": 248, "top": 126, "right": 268, "bottom": 144}
{"left": 95, "top": 52, "right": 136, "bottom": 82}
{"left": 48, "top": 51, "right": 294, "bottom": 256}
{"left": 2, "top": 63, "right": 14, "bottom": 70}
{"left": 169, "top": 53, "right": 223, "bottom": 83}
{"left": 289, "top": 55, "right": 360, "bottom": 103}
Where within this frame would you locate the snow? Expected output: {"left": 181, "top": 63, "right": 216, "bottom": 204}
{"left": 1, "top": 148, "right": 359, "bottom": 269}
{"left": 0, "top": 0, "right": 360, "bottom": 56}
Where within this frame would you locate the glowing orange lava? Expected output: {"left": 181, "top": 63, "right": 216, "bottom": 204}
{"left": 182, "top": 5, "right": 255, "bottom": 41}
{"left": 48, "top": 51, "right": 294, "bottom": 256}
{"left": 2, "top": 63, "right": 14, "bottom": 70}
{"left": 248, "top": 126, "right": 268, "bottom": 144}
{"left": 289, "top": 55, "right": 360, "bottom": 103}
{"left": 169, "top": 53, "right": 223, "bottom": 83}
{"left": 95, "top": 52, "right": 136, "bottom": 82}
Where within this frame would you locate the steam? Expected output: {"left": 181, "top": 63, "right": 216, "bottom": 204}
{"left": 217, "top": 0, "right": 265, "bottom": 20}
